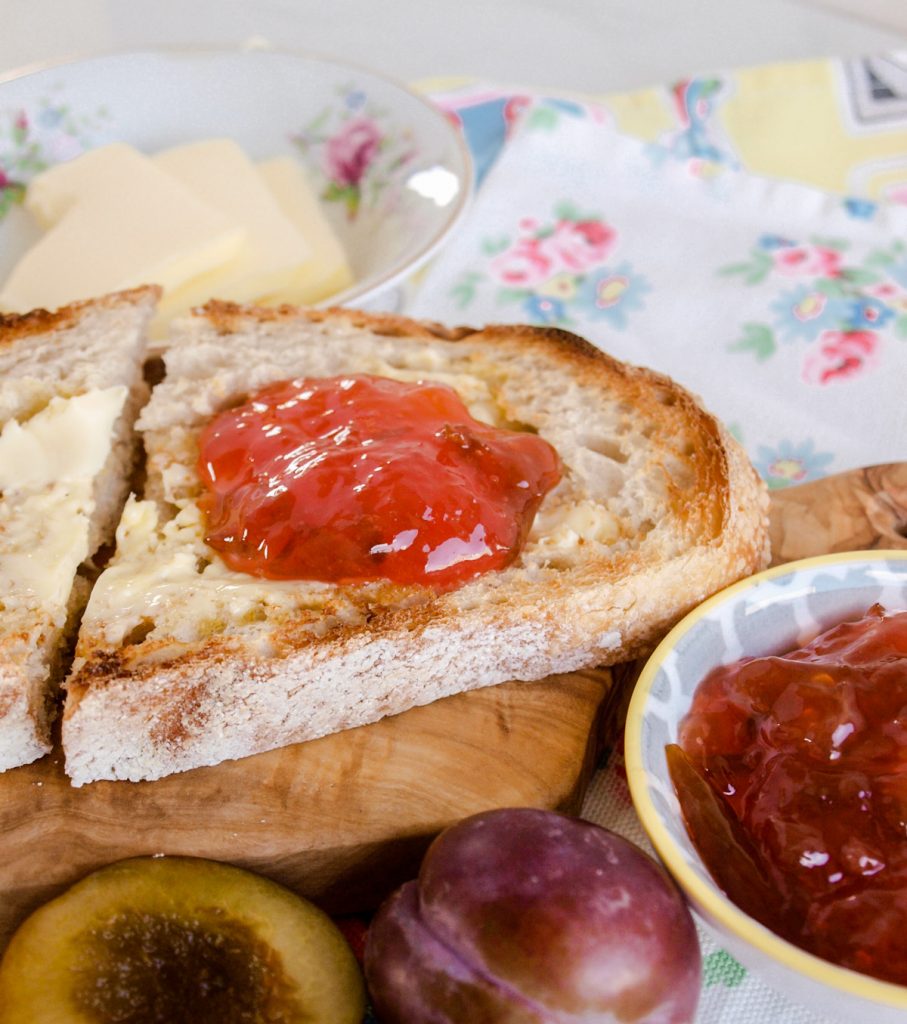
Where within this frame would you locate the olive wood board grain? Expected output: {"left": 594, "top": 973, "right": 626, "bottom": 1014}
{"left": 0, "top": 462, "right": 904, "bottom": 948}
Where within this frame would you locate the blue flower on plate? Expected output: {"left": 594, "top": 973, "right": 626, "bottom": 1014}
{"left": 578, "top": 263, "right": 650, "bottom": 329}
{"left": 754, "top": 438, "right": 835, "bottom": 489}
{"left": 345, "top": 90, "right": 367, "bottom": 111}
{"left": 523, "top": 293, "right": 566, "bottom": 325}
{"left": 37, "top": 106, "right": 64, "bottom": 129}
{"left": 845, "top": 296, "right": 895, "bottom": 329}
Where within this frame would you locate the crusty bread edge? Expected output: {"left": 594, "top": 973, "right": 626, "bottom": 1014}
{"left": 0, "top": 286, "right": 160, "bottom": 346}
{"left": 64, "top": 530, "right": 765, "bottom": 785}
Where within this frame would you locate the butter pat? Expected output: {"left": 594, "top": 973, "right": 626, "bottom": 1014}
{"left": 0, "top": 386, "right": 127, "bottom": 491}
{"left": 1, "top": 138, "right": 356, "bottom": 334}
{"left": 83, "top": 497, "right": 304, "bottom": 647}
{"left": 257, "top": 156, "right": 354, "bottom": 303}
{"left": 0, "top": 144, "right": 244, "bottom": 313}
{"left": 0, "top": 386, "right": 128, "bottom": 615}
{"left": 153, "top": 139, "right": 314, "bottom": 320}
{"left": 0, "top": 487, "right": 91, "bottom": 613}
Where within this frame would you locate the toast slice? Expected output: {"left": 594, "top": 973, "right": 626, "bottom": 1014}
{"left": 63, "top": 303, "right": 770, "bottom": 785}
{"left": 0, "top": 286, "right": 157, "bottom": 771}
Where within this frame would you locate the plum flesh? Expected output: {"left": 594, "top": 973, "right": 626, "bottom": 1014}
{"left": 365, "top": 808, "right": 701, "bottom": 1024}
{"left": 0, "top": 856, "right": 365, "bottom": 1024}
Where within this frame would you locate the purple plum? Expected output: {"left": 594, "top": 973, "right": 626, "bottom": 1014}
{"left": 364, "top": 808, "right": 700, "bottom": 1023}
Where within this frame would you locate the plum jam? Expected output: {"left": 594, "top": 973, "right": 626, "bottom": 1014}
{"left": 678, "top": 605, "right": 907, "bottom": 984}
{"left": 197, "top": 374, "right": 561, "bottom": 589}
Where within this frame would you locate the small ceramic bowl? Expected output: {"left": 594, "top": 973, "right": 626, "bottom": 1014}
{"left": 0, "top": 48, "right": 472, "bottom": 310}
{"left": 626, "top": 550, "right": 907, "bottom": 1024}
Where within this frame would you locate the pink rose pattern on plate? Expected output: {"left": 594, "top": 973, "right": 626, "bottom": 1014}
{"left": 322, "top": 116, "right": 381, "bottom": 191}
{"left": 0, "top": 86, "right": 414, "bottom": 227}
{"left": 0, "top": 99, "right": 106, "bottom": 222}
{"left": 720, "top": 234, "right": 907, "bottom": 385}
{"left": 292, "top": 85, "right": 417, "bottom": 218}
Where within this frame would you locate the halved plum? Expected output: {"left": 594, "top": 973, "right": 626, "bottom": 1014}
{"left": 0, "top": 856, "right": 365, "bottom": 1024}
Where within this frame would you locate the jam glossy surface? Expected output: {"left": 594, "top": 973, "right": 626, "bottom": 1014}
{"left": 197, "top": 374, "right": 562, "bottom": 589}
{"left": 678, "top": 605, "right": 907, "bottom": 984}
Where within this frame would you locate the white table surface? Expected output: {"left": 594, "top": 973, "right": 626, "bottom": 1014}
{"left": 2, "top": 0, "right": 905, "bottom": 96}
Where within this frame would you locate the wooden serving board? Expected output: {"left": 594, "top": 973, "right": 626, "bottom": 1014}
{"left": 0, "top": 671, "right": 617, "bottom": 947}
{"left": 0, "top": 463, "right": 904, "bottom": 947}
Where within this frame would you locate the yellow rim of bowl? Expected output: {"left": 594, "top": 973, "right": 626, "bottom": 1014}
{"left": 626, "top": 549, "right": 907, "bottom": 1007}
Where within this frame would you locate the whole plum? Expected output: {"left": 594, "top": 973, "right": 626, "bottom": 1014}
{"left": 364, "top": 808, "right": 700, "bottom": 1023}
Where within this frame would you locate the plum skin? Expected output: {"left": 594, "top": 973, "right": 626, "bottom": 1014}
{"left": 365, "top": 808, "right": 701, "bottom": 1023}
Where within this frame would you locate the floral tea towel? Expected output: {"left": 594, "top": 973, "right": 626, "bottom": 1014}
{"left": 405, "top": 100, "right": 907, "bottom": 489}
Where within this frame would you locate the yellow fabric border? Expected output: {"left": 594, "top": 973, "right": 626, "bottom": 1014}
{"left": 420, "top": 54, "right": 907, "bottom": 200}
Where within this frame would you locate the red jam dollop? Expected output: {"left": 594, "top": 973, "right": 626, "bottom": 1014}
{"left": 679, "top": 604, "right": 907, "bottom": 985}
{"left": 196, "top": 374, "right": 562, "bottom": 589}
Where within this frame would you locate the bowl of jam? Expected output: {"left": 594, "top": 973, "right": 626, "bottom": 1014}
{"left": 625, "top": 550, "right": 907, "bottom": 1023}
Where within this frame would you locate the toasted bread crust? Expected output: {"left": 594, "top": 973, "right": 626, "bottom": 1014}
{"left": 0, "top": 287, "right": 160, "bottom": 344}
{"left": 64, "top": 302, "right": 770, "bottom": 784}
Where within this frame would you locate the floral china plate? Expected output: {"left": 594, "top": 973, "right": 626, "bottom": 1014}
{"left": 0, "top": 48, "right": 472, "bottom": 310}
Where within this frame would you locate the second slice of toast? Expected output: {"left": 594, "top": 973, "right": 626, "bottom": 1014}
{"left": 63, "top": 303, "right": 770, "bottom": 784}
